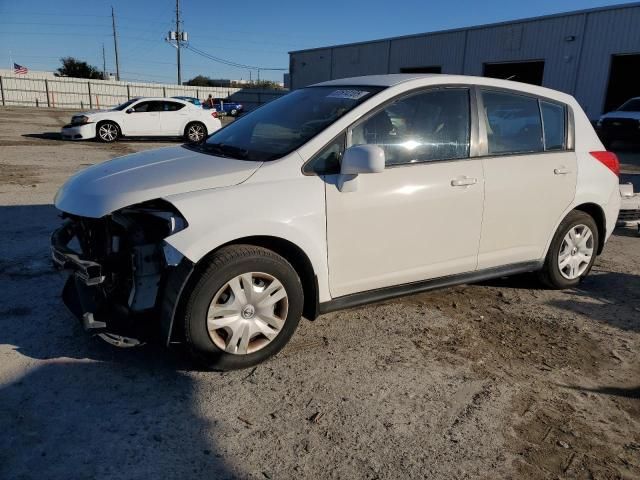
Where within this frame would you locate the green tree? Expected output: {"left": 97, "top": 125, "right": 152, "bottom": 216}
{"left": 185, "top": 75, "right": 284, "bottom": 90}
{"left": 184, "top": 75, "right": 215, "bottom": 87}
{"left": 56, "top": 57, "right": 104, "bottom": 80}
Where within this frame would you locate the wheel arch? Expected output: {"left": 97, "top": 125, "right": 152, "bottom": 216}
{"left": 573, "top": 203, "right": 607, "bottom": 255}
{"left": 165, "top": 234, "right": 320, "bottom": 345}
{"left": 95, "top": 118, "right": 122, "bottom": 138}
{"left": 214, "top": 236, "right": 319, "bottom": 321}
{"left": 183, "top": 120, "right": 207, "bottom": 136}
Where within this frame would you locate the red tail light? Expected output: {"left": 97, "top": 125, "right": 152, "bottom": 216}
{"left": 590, "top": 151, "right": 619, "bottom": 177}
{"left": 211, "top": 111, "right": 218, "bottom": 118}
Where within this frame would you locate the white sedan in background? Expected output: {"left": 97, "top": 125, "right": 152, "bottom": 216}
{"left": 61, "top": 97, "right": 222, "bottom": 143}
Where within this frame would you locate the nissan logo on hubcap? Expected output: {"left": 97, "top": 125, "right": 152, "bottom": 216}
{"left": 241, "top": 305, "right": 256, "bottom": 319}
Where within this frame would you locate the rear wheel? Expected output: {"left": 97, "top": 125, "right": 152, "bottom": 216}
{"left": 185, "top": 122, "right": 207, "bottom": 143}
{"left": 538, "top": 210, "right": 598, "bottom": 289}
{"left": 96, "top": 121, "right": 119, "bottom": 142}
{"left": 183, "top": 245, "right": 303, "bottom": 370}
{"left": 230, "top": 108, "right": 238, "bottom": 116}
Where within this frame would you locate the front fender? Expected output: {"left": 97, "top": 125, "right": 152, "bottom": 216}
{"left": 162, "top": 175, "right": 331, "bottom": 302}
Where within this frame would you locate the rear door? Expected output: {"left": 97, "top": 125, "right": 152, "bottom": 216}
{"left": 159, "top": 101, "right": 188, "bottom": 135}
{"left": 477, "top": 89, "right": 577, "bottom": 269}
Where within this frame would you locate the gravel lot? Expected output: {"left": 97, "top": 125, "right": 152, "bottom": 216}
{"left": 1, "top": 107, "right": 639, "bottom": 480}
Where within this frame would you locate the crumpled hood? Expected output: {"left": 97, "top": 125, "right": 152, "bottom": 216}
{"left": 600, "top": 110, "right": 640, "bottom": 121}
{"left": 55, "top": 145, "right": 262, "bottom": 218}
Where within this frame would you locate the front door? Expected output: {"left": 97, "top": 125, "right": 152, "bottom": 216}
{"left": 325, "top": 88, "right": 485, "bottom": 298}
{"left": 123, "top": 100, "right": 162, "bottom": 135}
{"left": 477, "top": 89, "right": 577, "bottom": 269}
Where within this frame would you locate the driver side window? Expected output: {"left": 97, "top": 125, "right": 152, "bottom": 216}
{"left": 132, "top": 101, "right": 150, "bottom": 113}
{"left": 350, "top": 88, "right": 470, "bottom": 166}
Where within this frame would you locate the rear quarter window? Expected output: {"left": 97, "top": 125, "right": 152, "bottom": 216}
{"left": 540, "top": 101, "right": 566, "bottom": 151}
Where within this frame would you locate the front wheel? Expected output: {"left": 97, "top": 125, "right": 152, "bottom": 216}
{"left": 183, "top": 245, "right": 304, "bottom": 370}
{"left": 185, "top": 122, "right": 207, "bottom": 143}
{"left": 96, "top": 121, "right": 119, "bottom": 142}
{"left": 538, "top": 210, "right": 599, "bottom": 289}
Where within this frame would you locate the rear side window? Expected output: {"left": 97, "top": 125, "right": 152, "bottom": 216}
{"left": 482, "top": 90, "right": 543, "bottom": 155}
{"left": 164, "top": 101, "right": 185, "bottom": 111}
{"left": 540, "top": 101, "right": 566, "bottom": 150}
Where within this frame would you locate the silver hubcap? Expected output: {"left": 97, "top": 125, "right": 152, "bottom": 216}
{"left": 558, "top": 224, "right": 594, "bottom": 280}
{"left": 99, "top": 123, "right": 117, "bottom": 141}
{"left": 188, "top": 124, "right": 204, "bottom": 142}
{"left": 207, "top": 272, "right": 288, "bottom": 355}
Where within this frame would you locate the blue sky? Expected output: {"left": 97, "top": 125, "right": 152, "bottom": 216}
{"left": 0, "top": 0, "right": 636, "bottom": 84}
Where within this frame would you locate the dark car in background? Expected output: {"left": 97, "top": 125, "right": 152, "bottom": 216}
{"left": 596, "top": 97, "right": 640, "bottom": 148}
{"left": 172, "top": 96, "right": 203, "bottom": 108}
{"left": 203, "top": 99, "right": 244, "bottom": 116}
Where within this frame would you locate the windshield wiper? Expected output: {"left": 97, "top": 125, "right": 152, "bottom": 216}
{"left": 203, "top": 142, "right": 249, "bottom": 160}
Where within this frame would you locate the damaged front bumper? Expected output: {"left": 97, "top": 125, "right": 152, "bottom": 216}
{"left": 51, "top": 204, "right": 194, "bottom": 347}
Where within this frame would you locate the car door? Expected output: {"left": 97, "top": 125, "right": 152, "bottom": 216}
{"left": 477, "top": 89, "right": 577, "bottom": 269}
{"left": 159, "top": 101, "right": 188, "bottom": 135}
{"left": 324, "top": 88, "right": 485, "bottom": 298}
{"left": 123, "top": 100, "right": 162, "bottom": 135}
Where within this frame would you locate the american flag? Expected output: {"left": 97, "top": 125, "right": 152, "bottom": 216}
{"left": 14, "top": 63, "right": 28, "bottom": 75}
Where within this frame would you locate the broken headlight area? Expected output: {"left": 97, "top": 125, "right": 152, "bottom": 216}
{"left": 51, "top": 199, "right": 189, "bottom": 345}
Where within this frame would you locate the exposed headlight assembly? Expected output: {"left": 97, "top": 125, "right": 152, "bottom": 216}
{"left": 114, "top": 199, "right": 188, "bottom": 241}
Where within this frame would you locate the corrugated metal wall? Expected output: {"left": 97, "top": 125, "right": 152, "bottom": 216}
{"left": 575, "top": 6, "right": 640, "bottom": 116}
{"left": 331, "top": 41, "right": 390, "bottom": 79}
{"left": 389, "top": 31, "right": 467, "bottom": 74}
{"left": 289, "top": 3, "right": 640, "bottom": 117}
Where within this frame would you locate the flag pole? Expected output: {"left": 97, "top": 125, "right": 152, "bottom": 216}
{"left": 9, "top": 50, "right": 13, "bottom": 75}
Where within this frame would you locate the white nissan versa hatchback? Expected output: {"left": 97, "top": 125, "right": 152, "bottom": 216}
{"left": 52, "top": 74, "right": 621, "bottom": 370}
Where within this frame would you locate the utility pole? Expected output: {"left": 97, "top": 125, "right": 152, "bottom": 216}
{"left": 111, "top": 6, "right": 120, "bottom": 81}
{"left": 102, "top": 44, "right": 107, "bottom": 80}
{"left": 175, "top": 0, "right": 181, "bottom": 84}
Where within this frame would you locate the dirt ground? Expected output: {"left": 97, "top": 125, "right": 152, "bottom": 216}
{"left": 1, "top": 106, "right": 639, "bottom": 480}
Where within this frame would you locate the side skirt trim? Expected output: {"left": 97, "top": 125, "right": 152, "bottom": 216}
{"left": 318, "top": 261, "right": 542, "bottom": 315}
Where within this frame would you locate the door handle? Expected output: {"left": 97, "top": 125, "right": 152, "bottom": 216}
{"left": 554, "top": 167, "right": 571, "bottom": 175}
{"left": 451, "top": 177, "right": 477, "bottom": 187}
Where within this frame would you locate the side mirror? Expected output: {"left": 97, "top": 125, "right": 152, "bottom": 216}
{"left": 126, "top": 108, "right": 134, "bottom": 114}
{"left": 340, "top": 145, "right": 385, "bottom": 174}
{"left": 338, "top": 145, "right": 385, "bottom": 192}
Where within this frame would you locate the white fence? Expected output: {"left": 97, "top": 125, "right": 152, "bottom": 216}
{"left": 0, "top": 73, "right": 287, "bottom": 111}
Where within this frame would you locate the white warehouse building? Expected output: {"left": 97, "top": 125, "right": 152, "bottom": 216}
{"left": 288, "top": 2, "right": 640, "bottom": 119}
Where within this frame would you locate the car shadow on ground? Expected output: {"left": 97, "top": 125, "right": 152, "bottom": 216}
{"left": 0, "top": 204, "right": 235, "bottom": 479}
{"left": 561, "top": 385, "right": 640, "bottom": 399}
{"left": 22, "top": 132, "right": 67, "bottom": 141}
{"left": 21, "top": 133, "right": 187, "bottom": 144}
{"left": 545, "top": 270, "right": 640, "bottom": 332}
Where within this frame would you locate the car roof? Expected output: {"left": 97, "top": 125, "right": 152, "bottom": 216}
{"left": 311, "top": 74, "right": 575, "bottom": 104}
{"left": 132, "top": 97, "right": 190, "bottom": 103}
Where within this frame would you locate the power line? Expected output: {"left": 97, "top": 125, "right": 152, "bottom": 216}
{"left": 185, "top": 44, "right": 287, "bottom": 71}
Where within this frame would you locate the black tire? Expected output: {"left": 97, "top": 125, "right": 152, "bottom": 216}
{"left": 184, "top": 122, "right": 207, "bottom": 144}
{"left": 96, "top": 121, "right": 120, "bottom": 143}
{"left": 230, "top": 109, "right": 238, "bottom": 116}
{"left": 183, "top": 245, "right": 303, "bottom": 371}
{"left": 538, "top": 210, "right": 599, "bottom": 289}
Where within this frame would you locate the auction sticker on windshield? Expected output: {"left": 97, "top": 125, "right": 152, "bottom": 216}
{"left": 327, "top": 89, "right": 371, "bottom": 100}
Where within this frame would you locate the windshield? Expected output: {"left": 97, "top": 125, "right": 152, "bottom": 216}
{"left": 112, "top": 99, "right": 137, "bottom": 111}
{"left": 618, "top": 99, "right": 640, "bottom": 112}
{"left": 201, "top": 86, "right": 383, "bottom": 161}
